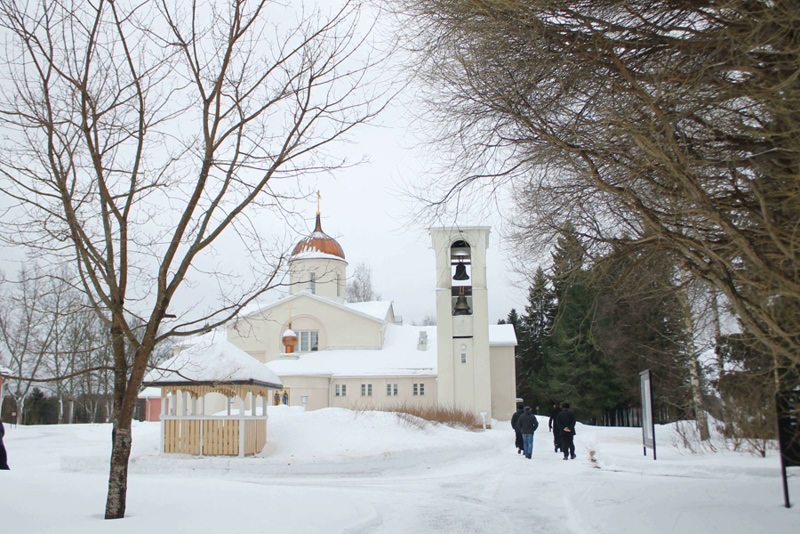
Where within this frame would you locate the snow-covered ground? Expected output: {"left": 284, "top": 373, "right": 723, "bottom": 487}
{"left": 3, "top": 407, "right": 798, "bottom": 533}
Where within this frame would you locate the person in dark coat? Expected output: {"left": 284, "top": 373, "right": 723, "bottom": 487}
{"left": 548, "top": 402, "right": 563, "bottom": 453}
{"left": 510, "top": 406, "right": 525, "bottom": 454}
{"left": 555, "top": 402, "right": 577, "bottom": 460}
{"left": 0, "top": 420, "right": 9, "bottom": 470}
{"left": 515, "top": 406, "right": 539, "bottom": 459}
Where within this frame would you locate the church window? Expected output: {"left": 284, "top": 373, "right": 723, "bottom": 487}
{"left": 335, "top": 384, "right": 341, "bottom": 397}
{"left": 310, "top": 272, "right": 316, "bottom": 294}
{"left": 298, "top": 331, "right": 318, "bottom": 352}
{"left": 387, "top": 384, "right": 398, "bottom": 396}
{"left": 361, "top": 383, "right": 373, "bottom": 397}
{"left": 336, "top": 273, "right": 341, "bottom": 297}
{"left": 461, "top": 353, "right": 467, "bottom": 364}
{"left": 413, "top": 384, "right": 418, "bottom": 396}
{"left": 341, "top": 384, "right": 347, "bottom": 396}
{"left": 414, "top": 383, "right": 425, "bottom": 396}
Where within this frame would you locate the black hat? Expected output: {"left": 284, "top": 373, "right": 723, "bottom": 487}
{"left": 562, "top": 402, "right": 570, "bottom": 409}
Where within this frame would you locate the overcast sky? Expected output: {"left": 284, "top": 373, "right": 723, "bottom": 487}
{"left": 0, "top": 2, "right": 530, "bottom": 328}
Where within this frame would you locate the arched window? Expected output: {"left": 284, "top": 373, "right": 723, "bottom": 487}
{"left": 450, "top": 240, "right": 472, "bottom": 316}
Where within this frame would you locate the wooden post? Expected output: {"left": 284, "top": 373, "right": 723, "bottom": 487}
{"left": 239, "top": 396, "right": 246, "bottom": 457}
{"left": 160, "top": 391, "right": 167, "bottom": 453}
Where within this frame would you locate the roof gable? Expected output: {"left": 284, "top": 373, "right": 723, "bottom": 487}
{"left": 239, "top": 291, "right": 387, "bottom": 325}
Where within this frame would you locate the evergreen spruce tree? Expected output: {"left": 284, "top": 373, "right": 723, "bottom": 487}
{"left": 592, "top": 249, "right": 691, "bottom": 421}
{"left": 545, "top": 225, "right": 623, "bottom": 422}
{"left": 518, "top": 267, "right": 555, "bottom": 412}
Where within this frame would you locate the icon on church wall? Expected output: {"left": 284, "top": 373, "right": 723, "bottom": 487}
{"left": 273, "top": 389, "right": 290, "bottom": 406}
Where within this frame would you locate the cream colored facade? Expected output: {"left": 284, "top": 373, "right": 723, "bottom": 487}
{"left": 228, "top": 293, "right": 389, "bottom": 362}
{"left": 221, "top": 218, "right": 517, "bottom": 422}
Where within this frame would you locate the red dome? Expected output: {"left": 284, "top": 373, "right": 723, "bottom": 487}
{"left": 291, "top": 213, "right": 345, "bottom": 259}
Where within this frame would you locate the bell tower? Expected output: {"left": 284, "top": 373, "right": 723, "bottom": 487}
{"left": 430, "top": 227, "right": 492, "bottom": 422}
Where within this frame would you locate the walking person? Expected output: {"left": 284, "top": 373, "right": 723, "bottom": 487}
{"left": 556, "top": 402, "right": 577, "bottom": 460}
{"left": 548, "top": 402, "right": 563, "bottom": 453}
{"left": 515, "top": 406, "right": 539, "bottom": 459}
{"left": 511, "top": 405, "right": 525, "bottom": 454}
{"left": 0, "top": 420, "right": 9, "bottom": 470}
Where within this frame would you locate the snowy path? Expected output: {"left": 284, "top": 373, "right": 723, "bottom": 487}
{"left": 3, "top": 409, "right": 798, "bottom": 533}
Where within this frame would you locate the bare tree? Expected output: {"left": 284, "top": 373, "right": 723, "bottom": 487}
{"left": 346, "top": 261, "right": 381, "bottom": 302}
{"left": 401, "top": 1, "right": 800, "bottom": 389}
{"left": 0, "top": 268, "right": 56, "bottom": 424}
{"left": 0, "top": 0, "right": 388, "bottom": 519}
{"left": 416, "top": 313, "right": 437, "bottom": 326}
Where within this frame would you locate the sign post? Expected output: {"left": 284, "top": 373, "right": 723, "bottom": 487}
{"left": 776, "top": 390, "right": 800, "bottom": 508}
{"left": 640, "top": 369, "right": 656, "bottom": 460}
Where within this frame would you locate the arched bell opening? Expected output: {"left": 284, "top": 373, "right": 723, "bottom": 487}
{"left": 450, "top": 240, "right": 473, "bottom": 316}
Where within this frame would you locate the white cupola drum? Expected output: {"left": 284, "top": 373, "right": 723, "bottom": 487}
{"left": 288, "top": 193, "right": 348, "bottom": 303}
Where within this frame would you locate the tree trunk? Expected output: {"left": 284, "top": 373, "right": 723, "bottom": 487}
{"left": 678, "top": 281, "right": 710, "bottom": 441}
{"left": 15, "top": 396, "right": 24, "bottom": 425}
{"left": 710, "top": 289, "right": 725, "bottom": 424}
{"left": 104, "top": 423, "right": 133, "bottom": 519}
{"left": 689, "top": 357, "right": 711, "bottom": 441}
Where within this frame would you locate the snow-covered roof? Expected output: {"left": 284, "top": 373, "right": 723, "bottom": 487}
{"left": 489, "top": 324, "right": 517, "bottom": 346}
{"left": 172, "top": 327, "right": 228, "bottom": 350}
{"left": 144, "top": 340, "right": 283, "bottom": 388}
{"left": 267, "top": 322, "right": 515, "bottom": 379}
{"left": 289, "top": 250, "right": 348, "bottom": 263}
{"left": 344, "top": 301, "right": 394, "bottom": 322}
{"left": 268, "top": 324, "right": 437, "bottom": 378}
{"left": 138, "top": 386, "right": 162, "bottom": 399}
{"left": 238, "top": 291, "right": 386, "bottom": 325}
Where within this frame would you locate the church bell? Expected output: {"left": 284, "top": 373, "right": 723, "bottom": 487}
{"left": 453, "top": 293, "right": 472, "bottom": 316}
{"left": 453, "top": 262, "right": 469, "bottom": 281}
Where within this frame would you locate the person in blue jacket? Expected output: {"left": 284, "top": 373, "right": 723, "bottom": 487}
{"left": 515, "top": 406, "right": 539, "bottom": 459}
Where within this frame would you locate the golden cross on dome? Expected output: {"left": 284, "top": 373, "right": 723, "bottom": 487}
{"left": 316, "top": 190, "right": 321, "bottom": 215}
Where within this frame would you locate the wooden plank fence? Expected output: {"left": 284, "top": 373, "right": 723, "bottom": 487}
{"left": 162, "top": 415, "right": 267, "bottom": 456}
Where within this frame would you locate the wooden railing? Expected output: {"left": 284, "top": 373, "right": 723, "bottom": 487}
{"left": 161, "top": 415, "right": 268, "bottom": 456}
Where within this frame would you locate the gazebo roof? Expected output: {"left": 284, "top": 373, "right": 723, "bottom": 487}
{"left": 143, "top": 340, "right": 283, "bottom": 390}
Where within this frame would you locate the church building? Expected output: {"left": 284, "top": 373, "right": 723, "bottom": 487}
{"left": 225, "top": 209, "right": 517, "bottom": 423}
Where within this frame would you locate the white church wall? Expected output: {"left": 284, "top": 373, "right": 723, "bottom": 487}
{"left": 270, "top": 376, "right": 330, "bottom": 410}
{"left": 490, "top": 345, "right": 517, "bottom": 421}
{"left": 329, "top": 377, "right": 437, "bottom": 411}
{"left": 227, "top": 295, "right": 386, "bottom": 362}
{"left": 289, "top": 257, "right": 347, "bottom": 303}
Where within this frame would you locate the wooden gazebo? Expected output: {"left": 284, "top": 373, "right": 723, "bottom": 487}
{"left": 143, "top": 340, "right": 283, "bottom": 457}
